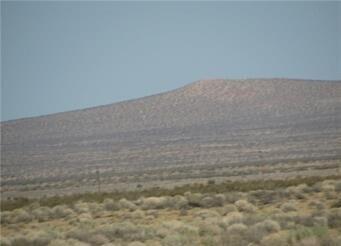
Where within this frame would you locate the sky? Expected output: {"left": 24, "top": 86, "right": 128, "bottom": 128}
{"left": 1, "top": 1, "right": 340, "bottom": 121}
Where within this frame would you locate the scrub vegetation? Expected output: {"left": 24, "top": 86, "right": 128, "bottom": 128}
{"left": 1, "top": 176, "right": 341, "bottom": 246}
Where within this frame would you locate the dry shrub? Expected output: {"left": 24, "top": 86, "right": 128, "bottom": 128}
{"left": 0, "top": 237, "right": 11, "bottom": 246}
{"left": 87, "top": 202, "right": 102, "bottom": 214}
{"left": 66, "top": 227, "right": 93, "bottom": 243}
{"left": 87, "top": 234, "right": 110, "bottom": 246}
{"left": 1, "top": 211, "right": 14, "bottom": 224}
{"left": 224, "top": 192, "right": 246, "bottom": 203}
{"left": 200, "top": 194, "right": 225, "bottom": 208}
{"left": 235, "top": 200, "right": 257, "bottom": 213}
{"left": 118, "top": 198, "right": 137, "bottom": 211}
{"left": 321, "top": 180, "right": 335, "bottom": 187}
{"left": 296, "top": 237, "right": 320, "bottom": 246}
{"left": 13, "top": 208, "right": 33, "bottom": 223}
{"left": 197, "top": 219, "right": 223, "bottom": 238}
{"left": 242, "top": 213, "right": 266, "bottom": 226}
{"left": 49, "top": 239, "right": 91, "bottom": 246}
{"left": 145, "top": 209, "right": 159, "bottom": 218}
{"left": 334, "top": 181, "right": 341, "bottom": 192}
{"left": 250, "top": 190, "right": 279, "bottom": 205}
{"left": 321, "top": 184, "right": 335, "bottom": 194}
{"left": 130, "top": 209, "right": 145, "bottom": 219}
{"left": 246, "top": 219, "right": 281, "bottom": 243}
{"left": 73, "top": 202, "right": 90, "bottom": 214}
{"left": 288, "top": 226, "right": 328, "bottom": 245}
{"left": 9, "top": 230, "right": 57, "bottom": 246}
{"left": 331, "top": 198, "right": 341, "bottom": 208}
{"left": 162, "top": 233, "right": 196, "bottom": 246}
{"left": 28, "top": 230, "right": 58, "bottom": 246}
{"left": 172, "top": 195, "right": 188, "bottom": 209}
{"left": 280, "top": 201, "right": 297, "bottom": 212}
{"left": 96, "top": 222, "right": 156, "bottom": 242}
{"left": 222, "top": 233, "right": 249, "bottom": 246}
{"left": 227, "top": 223, "right": 248, "bottom": 234}
{"left": 32, "top": 206, "right": 52, "bottom": 222}
{"left": 143, "top": 240, "right": 162, "bottom": 246}
{"left": 201, "top": 236, "right": 222, "bottom": 246}
{"left": 160, "top": 221, "right": 200, "bottom": 246}
{"left": 260, "top": 220, "right": 281, "bottom": 232}
{"left": 272, "top": 212, "right": 297, "bottom": 229}
{"left": 320, "top": 235, "right": 341, "bottom": 246}
{"left": 308, "top": 200, "right": 325, "bottom": 210}
{"left": 312, "top": 217, "right": 328, "bottom": 227}
{"left": 296, "top": 184, "right": 309, "bottom": 193}
{"left": 184, "top": 192, "right": 203, "bottom": 207}
{"left": 294, "top": 215, "right": 328, "bottom": 228}
{"left": 260, "top": 232, "right": 289, "bottom": 246}
{"left": 285, "top": 184, "right": 308, "bottom": 199}
{"left": 128, "top": 241, "right": 146, "bottom": 246}
{"left": 141, "top": 197, "right": 171, "bottom": 210}
{"left": 9, "top": 235, "right": 32, "bottom": 246}
{"left": 328, "top": 208, "right": 341, "bottom": 228}
{"left": 103, "top": 198, "right": 119, "bottom": 211}
{"left": 324, "top": 191, "right": 337, "bottom": 200}
{"left": 161, "top": 220, "right": 198, "bottom": 233}
{"left": 222, "top": 211, "right": 244, "bottom": 226}
{"left": 216, "top": 204, "right": 238, "bottom": 216}
{"left": 194, "top": 209, "right": 220, "bottom": 220}
{"left": 51, "top": 205, "right": 74, "bottom": 219}
{"left": 77, "top": 212, "right": 93, "bottom": 223}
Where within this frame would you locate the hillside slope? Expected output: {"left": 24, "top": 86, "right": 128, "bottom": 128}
{"left": 1, "top": 79, "right": 340, "bottom": 196}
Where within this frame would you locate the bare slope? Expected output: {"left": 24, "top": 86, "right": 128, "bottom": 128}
{"left": 1, "top": 79, "right": 341, "bottom": 195}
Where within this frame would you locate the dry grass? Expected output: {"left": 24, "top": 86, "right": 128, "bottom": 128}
{"left": 1, "top": 177, "right": 341, "bottom": 246}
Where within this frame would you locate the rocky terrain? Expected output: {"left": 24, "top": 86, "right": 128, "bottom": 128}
{"left": 1, "top": 79, "right": 340, "bottom": 197}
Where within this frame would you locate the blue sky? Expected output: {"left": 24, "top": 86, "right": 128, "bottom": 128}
{"left": 1, "top": 1, "right": 340, "bottom": 121}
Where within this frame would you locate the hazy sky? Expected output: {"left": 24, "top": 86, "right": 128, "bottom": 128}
{"left": 1, "top": 1, "right": 340, "bottom": 121}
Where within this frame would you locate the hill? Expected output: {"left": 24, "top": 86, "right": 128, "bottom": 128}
{"left": 1, "top": 79, "right": 340, "bottom": 197}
